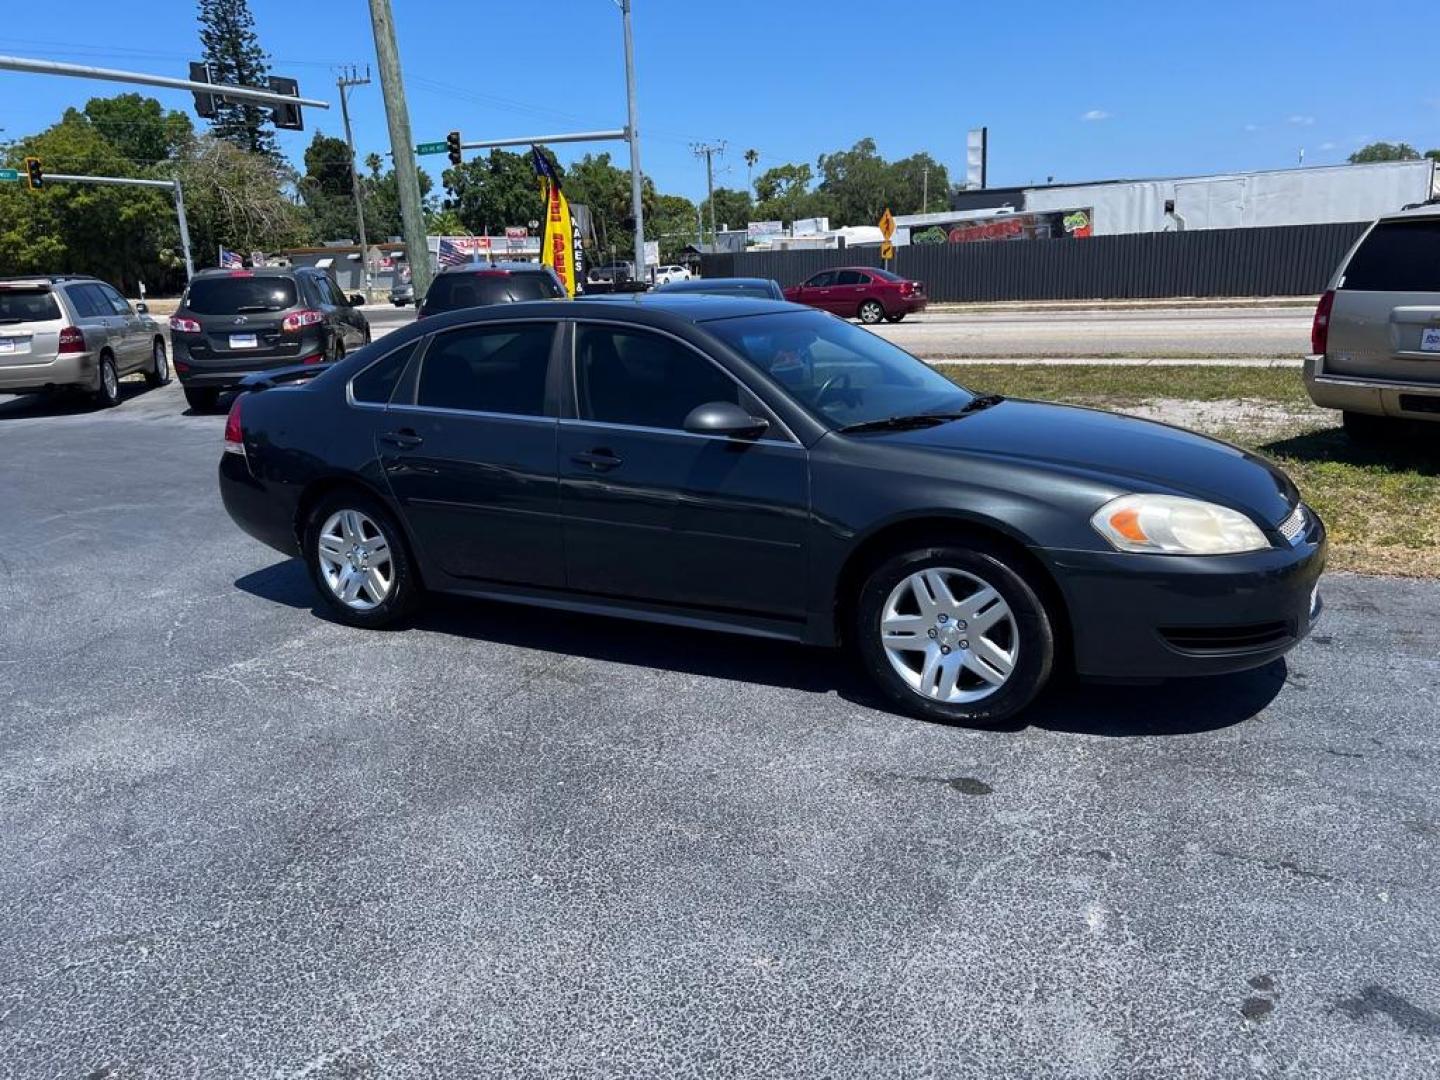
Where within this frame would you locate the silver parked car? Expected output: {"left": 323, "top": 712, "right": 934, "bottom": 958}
{"left": 0, "top": 274, "right": 169, "bottom": 407}
{"left": 1305, "top": 203, "right": 1440, "bottom": 436}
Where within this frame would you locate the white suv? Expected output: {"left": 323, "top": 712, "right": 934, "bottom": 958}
{"left": 0, "top": 275, "right": 168, "bottom": 407}
{"left": 1305, "top": 204, "right": 1440, "bottom": 435}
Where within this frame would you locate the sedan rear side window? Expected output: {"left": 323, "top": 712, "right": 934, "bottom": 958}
{"left": 0, "top": 289, "right": 61, "bottom": 324}
{"left": 836, "top": 270, "right": 866, "bottom": 285}
{"left": 185, "top": 277, "right": 298, "bottom": 315}
{"left": 1341, "top": 219, "right": 1440, "bottom": 292}
{"left": 416, "top": 324, "right": 553, "bottom": 416}
{"left": 352, "top": 340, "right": 419, "bottom": 405}
{"left": 576, "top": 325, "right": 739, "bottom": 431}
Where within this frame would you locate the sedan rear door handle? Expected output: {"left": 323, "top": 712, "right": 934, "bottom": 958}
{"left": 572, "top": 448, "right": 622, "bottom": 471}
{"left": 380, "top": 428, "right": 424, "bottom": 450}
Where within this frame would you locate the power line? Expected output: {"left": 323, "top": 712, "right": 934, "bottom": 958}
{"left": 691, "top": 140, "right": 725, "bottom": 245}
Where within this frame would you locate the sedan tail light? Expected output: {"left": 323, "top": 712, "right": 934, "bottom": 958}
{"left": 1311, "top": 289, "right": 1335, "bottom": 355}
{"left": 899, "top": 282, "right": 914, "bottom": 297}
{"left": 170, "top": 315, "right": 201, "bottom": 334}
{"left": 57, "top": 326, "right": 85, "bottom": 353}
{"left": 281, "top": 309, "right": 324, "bottom": 333}
{"left": 223, "top": 396, "right": 245, "bottom": 456}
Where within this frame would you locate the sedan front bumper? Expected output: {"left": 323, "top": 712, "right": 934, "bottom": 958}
{"left": 1043, "top": 514, "right": 1326, "bottom": 679}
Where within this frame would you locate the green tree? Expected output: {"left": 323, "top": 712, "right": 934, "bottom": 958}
{"left": 699, "top": 187, "right": 752, "bottom": 235}
{"left": 173, "top": 133, "right": 311, "bottom": 264}
{"left": 0, "top": 112, "right": 173, "bottom": 293}
{"left": 887, "top": 152, "right": 949, "bottom": 215}
{"left": 300, "top": 132, "right": 360, "bottom": 242}
{"left": 197, "top": 0, "right": 277, "bottom": 158}
{"left": 1348, "top": 141, "right": 1421, "bottom": 164}
{"left": 81, "top": 94, "right": 193, "bottom": 166}
{"left": 1426, "top": 149, "right": 1440, "bottom": 163}
{"left": 564, "top": 151, "right": 634, "bottom": 252}
{"left": 443, "top": 147, "right": 553, "bottom": 239}
{"left": 816, "top": 137, "right": 892, "bottom": 226}
{"left": 366, "top": 153, "right": 433, "bottom": 241}
{"left": 649, "top": 192, "right": 699, "bottom": 261}
{"left": 744, "top": 147, "right": 759, "bottom": 189}
{"left": 752, "top": 162, "right": 832, "bottom": 224}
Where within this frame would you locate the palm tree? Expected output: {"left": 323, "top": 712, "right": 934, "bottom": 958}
{"left": 744, "top": 148, "right": 759, "bottom": 192}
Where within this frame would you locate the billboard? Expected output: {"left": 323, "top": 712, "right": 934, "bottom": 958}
{"left": 909, "top": 208, "right": 1093, "bottom": 245}
{"left": 747, "top": 220, "right": 784, "bottom": 240}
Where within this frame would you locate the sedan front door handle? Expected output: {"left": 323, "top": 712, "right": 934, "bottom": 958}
{"left": 572, "top": 448, "right": 622, "bottom": 471}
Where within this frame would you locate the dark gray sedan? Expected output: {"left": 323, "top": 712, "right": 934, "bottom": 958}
{"left": 219, "top": 296, "right": 1324, "bottom": 725}
{"left": 656, "top": 276, "right": 784, "bottom": 301}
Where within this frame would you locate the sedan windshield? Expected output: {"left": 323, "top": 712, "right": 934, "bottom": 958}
{"left": 705, "top": 309, "right": 973, "bottom": 427}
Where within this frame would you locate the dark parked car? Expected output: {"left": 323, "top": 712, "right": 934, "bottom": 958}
{"left": 657, "top": 276, "right": 785, "bottom": 301}
{"left": 170, "top": 267, "right": 369, "bottom": 412}
{"left": 417, "top": 263, "right": 566, "bottom": 319}
{"left": 220, "top": 297, "right": 1324, "bottom": 725}
{"left": 784, "top": 266, "right": 927, "bottom": 323}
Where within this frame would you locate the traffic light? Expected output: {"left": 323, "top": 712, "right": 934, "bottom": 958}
{"left": 188, "top": 61, "right": 218, "bottom": 119}
{"left": 269, "top": 75, "right": 304, "bottom": 131}
{"left": 24, "top": 157, "right": 42, "bottom": 191}
{"left": 447, "top": 131, "right": 462, "bottom": 167}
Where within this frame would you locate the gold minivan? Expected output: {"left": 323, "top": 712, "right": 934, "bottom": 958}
{"left": 1305, "top": 204, "right": 1440, "bottom": 436}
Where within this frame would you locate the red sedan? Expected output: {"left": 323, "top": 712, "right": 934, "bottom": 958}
{"left": 783, "top": 266, "right": 928, "bottom": 323}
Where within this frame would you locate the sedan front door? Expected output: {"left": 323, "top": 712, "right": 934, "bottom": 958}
{"left": 378, "top": 320, "right": 566, "bottom": 588}
{"left": 558, "top": 322, "right": 809, "bottom": 620}
{"left": 795, "top": 270, "right": 838, "bottom": 313}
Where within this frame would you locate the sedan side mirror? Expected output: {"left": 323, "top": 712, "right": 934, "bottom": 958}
{"left": 348, "top": 293, "right": 366, "bottom": 307}
{"left": 135, "top": 302, "right": 149, "bottom": 314}
{"left": 684, "top": 400, "right": 769, "bottom": 439}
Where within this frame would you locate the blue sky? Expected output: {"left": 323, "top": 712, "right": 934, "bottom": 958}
{"left": 1, "top": 0, "right": 1435, "bottom": 202}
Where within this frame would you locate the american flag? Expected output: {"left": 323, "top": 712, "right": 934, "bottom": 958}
{"left": 218, "top": 246, "right": 243, "bottom": 269}
{"left": 437, "top": 238, "right": 468, "bottom": 267}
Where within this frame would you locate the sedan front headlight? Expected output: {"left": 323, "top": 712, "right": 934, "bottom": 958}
{"left": 1091, "top": 494, "right": 1270, "bottom": 555}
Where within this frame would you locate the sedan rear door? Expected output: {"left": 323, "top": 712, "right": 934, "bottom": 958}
{"left": 378, "top": 320, "right": 566, "bottom": 588}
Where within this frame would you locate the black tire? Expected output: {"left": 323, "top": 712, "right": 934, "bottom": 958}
{"left": 858, "top": 299, "right": 885, "bottom": 324}
{"left": 1343, "top": 410, "right": 1387, "bottom": 443}
{"left": 183, "top": 386, "right": 219, "bottom": 413}
{"left": 854, "top": 541, "right": 1055, "bottom": 725}
{"left": 144, "top": 338, "right": 170, "bottom": 388}
{"left": 885, "top": 312, "right": 906, "bottom": 324}
{"left": 93, "top": 353, "right": 121, "bottom": 408}
{"left": 303, "top": 489, "right": 421, "bottom": 629}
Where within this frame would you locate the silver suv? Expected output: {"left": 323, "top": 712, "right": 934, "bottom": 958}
{"left": 1305, "top": 204, "right": 1440, "bottom": 435}
{"left": 0, "top": 275, "right": 168, "bottom": 407}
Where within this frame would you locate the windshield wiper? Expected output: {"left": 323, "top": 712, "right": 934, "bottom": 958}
{"left": 837, "top": 395, "right": 1005, "bottom": 434}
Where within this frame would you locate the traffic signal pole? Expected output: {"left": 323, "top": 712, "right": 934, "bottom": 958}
{"left": 367, "top": 0, "right": 432, "bottom": 301}
{"left": 0, "top": 54, "right": 329, "bottom": 111}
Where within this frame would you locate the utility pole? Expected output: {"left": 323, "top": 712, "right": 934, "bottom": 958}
{"left": 922, "top": 164, "right": 929, "bottom": 214}
{"left": 692, "top": 141, "right": 725, "bottom": 250}
{"left": 366, "top": 0, "right": 431, "bottom": 300}
{"left": 336, "top": 65, "right": 373, "bottom": 299}
{"left": 619, "top": 0, "right": 646, "bottom": 278}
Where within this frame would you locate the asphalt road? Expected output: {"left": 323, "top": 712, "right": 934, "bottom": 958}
{"left": 362, "top": 303, "right": 1311, "bottom": 359}
{"left": 3, "top": 380, "right": 1438, "bottom": 1078}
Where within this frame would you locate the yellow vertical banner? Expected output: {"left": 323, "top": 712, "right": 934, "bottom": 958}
{"left": 532, "top": 146, "right": 576, "bottom": 297}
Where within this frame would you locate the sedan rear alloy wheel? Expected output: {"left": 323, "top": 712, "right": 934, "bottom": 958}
{"left": 316, "top": 509, "right": 393, "bottom": 611}
{"left": 880, "top": 567, "right": 1018, "bottom": 703}
{"left": 858, "top": 300, "right": 885, "bottom": 324}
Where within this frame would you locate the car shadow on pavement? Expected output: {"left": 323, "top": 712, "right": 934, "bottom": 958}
{"left": 0, "top": 382, "right": 148, "bottom": 420}
{"left": 236, "top": 558, "right": 1284, "bottom": 737}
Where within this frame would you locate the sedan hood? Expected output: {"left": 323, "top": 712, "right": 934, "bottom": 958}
{"left": 877, "top": 399, "right": 1298, "bottom": 524}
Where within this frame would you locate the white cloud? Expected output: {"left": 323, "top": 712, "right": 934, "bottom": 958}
{"left": 1319, "top": 141, "right": 1337, "bottom": 151}
{"left": 1081, "top": 109, "right": 1112, "bottom": 122}
{"left": 1288, "top": 115, "right": 1316, "bottom": 126}
{"left": 1244, "top": 123, "right": 1260, "bottom": 132}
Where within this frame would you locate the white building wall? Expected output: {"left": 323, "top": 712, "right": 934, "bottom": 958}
{"left": 1021, "top": 160, "right": 1435, "bottom": 235}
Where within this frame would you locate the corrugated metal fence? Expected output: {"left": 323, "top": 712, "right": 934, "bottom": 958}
{"left": 700, "top": 221, "right": 1370, "bottom": 302}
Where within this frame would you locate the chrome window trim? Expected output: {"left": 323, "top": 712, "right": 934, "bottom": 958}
{"left": 384, "top": 402, "right": 558, "bottom": 425}
{"left": 346, "top": 337, "right": 424, "bottom": 411}
{"left": 570, "top": 319, "right": 799, "bottom": 445}
{"left": 557, "top": 416, "right": 805, "bottom": 452}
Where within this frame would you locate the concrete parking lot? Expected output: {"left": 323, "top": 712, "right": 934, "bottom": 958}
{"left": 2, "top": 380, "right": 1439, "bottom": 1078}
